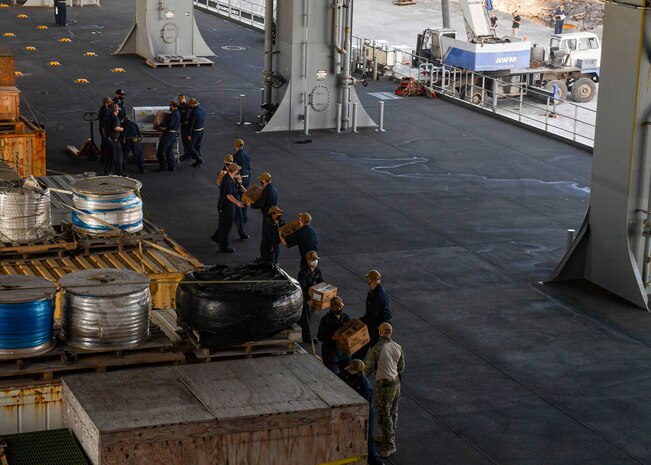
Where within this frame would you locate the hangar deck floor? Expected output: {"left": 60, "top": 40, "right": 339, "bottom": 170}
{"left": 2, "top": 3, "right": 650, "bottom": 464}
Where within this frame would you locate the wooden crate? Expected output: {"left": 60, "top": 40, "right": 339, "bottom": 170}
{"left": 0, "top": 51, "right": 16, "bottom": 87}
{"left": 63, "top": 354, "right": 368, "bottom": 465}
{"left": 334, "top": 319, "right": 370, "bottom": 355}
{"left": 308, "top": 282, "right": 338, "bottom": 310}
{"left": 0, "top": 117, "right": 46, "bottom": 177}
{"left": 0, "top": 87, "right": 19, "bottom": 122}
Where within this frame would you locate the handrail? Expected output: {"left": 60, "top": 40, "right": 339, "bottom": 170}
{"left": 193, "top": 0, "right": 273, "bottom": 31}
{"left": 353, "top": 36, "right": 597, "bottom": 147}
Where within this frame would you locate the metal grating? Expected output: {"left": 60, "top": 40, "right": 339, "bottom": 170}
{"left": 1, "top": 428, "right": 89, "bottom": 465}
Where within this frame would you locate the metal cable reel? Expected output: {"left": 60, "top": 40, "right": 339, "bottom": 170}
{"left": 0, "top": 177, "right": 53, "bottom": 244}
{"left": 70, "top": 176, "right": 143, "bottom": 236}
{"left": 60, "top": 269, "right": 151, "bottom": 350}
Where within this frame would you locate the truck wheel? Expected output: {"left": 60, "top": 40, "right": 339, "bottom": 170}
{"left": 461, "top": 85, "right": 484, "bottom": 106}
{"left": 571, "top": 78, "right": 597, "bottom": 103}
{"left": 544, "top": 80, "right": 568, "bottom": 104}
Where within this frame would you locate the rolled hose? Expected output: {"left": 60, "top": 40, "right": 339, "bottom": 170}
{"left": 176, "top": 262, "right": 303, "bottom": 349}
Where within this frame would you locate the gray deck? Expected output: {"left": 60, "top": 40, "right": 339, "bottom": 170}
{"left": 3, "top": 2, "right": 651, "bottom": 464}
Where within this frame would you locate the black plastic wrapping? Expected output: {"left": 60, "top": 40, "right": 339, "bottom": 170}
{"left": 176, "top": 262, "right": 303, "bottom": 349}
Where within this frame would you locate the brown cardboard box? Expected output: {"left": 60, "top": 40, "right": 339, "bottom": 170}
{"left": 333, "top": 319, "right": 370, "bottom": 355}
{"left": 242, "top": 184, "right": 263, "bottom": 204}
{"left": 153, "top": 110, "right": 167, "bottom": 129}
{"left": 279, "top": 219, "right": 300, "bottom": 248}
{"left": 308, "top": 283, "right": 337, "bottom": 311}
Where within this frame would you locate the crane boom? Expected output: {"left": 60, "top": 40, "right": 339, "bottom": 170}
{"left": 460, "top": 0, "right": 494, "bottom": 42}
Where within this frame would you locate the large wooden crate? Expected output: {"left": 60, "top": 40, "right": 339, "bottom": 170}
{"left": 0, "top": 87, "right": 19, "bottom": 122}
{"left": 63, "top": 354, "right": 368, "bottom": 465}
{"left": 0, "top": 117, "right": 46, "bottom": 176}
{"left": 0, "top": 50, "right": 16, "bottom": 87}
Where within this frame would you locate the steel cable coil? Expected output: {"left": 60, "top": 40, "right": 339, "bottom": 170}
{"left": 60, "top": 269, "right": 151, "bottom": 349}
{"left": 70, "top": 176, "right": 143, "bottom": 235}
{"left": 0, "top": 178, "right": 53, "bottom": 243}
{"left": 0, "top": 275, "right": 57, "bottom": 355}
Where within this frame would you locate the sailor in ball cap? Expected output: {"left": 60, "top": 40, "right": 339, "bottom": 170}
{"left": 338, "top": 359, "right": 385, "bottom": 465}
{"left": 317, "top": 295, "right": 351, "bottom": 374}
{"left": 357, "top": 269, "right": 392, "bottom": 359}
{"left": 364, "top": 322, "right": 405, "bottom": 459}
{"left": 155, "top": 100, "right": 180, "bottom": 172}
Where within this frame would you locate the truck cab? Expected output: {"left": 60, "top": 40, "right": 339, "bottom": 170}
{"left": 548, "top": 32, "right": 601, "bottom": 69}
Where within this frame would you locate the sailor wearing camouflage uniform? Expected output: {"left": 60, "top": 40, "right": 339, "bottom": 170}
{"left": 364, "top": 322, "right": 405, "bottom": 459}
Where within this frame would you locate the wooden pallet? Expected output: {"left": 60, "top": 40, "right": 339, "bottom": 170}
{"left": 74, "top": 220, "right": 166, "bottom": 255}
{"left": 0, "top": 234, "right": 76, "bottom": 259}
{"left": 192, "top": 325, "right": 305, "bottom": 361}
{"left": 0, "top": 324, "right": 185, "bottom": 382}
{"left": 146, "top": 56, "right": 215, "bottom": 68}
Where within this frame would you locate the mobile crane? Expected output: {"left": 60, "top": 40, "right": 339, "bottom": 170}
{"left": 413, "top": 0, "right": 601, "bottom": 103}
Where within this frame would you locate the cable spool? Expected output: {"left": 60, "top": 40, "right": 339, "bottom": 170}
{"left": 70, "top": 176, "right": 143, "bottom": 235}
{"left": 0, "top": 177, "right": 53, "bottom": 243}
{"left": 0, "top": 275, "right": 57, "bottom": 356}
{"left": 60, "top": 269, "right": 151, "bottom": 350}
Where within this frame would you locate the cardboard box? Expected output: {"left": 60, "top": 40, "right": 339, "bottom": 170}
{"left": 279, "top": 219, "right": 300, "bottom": 248}
{"left": 63, "top": 355, "right": 368, "bottom": 465}
{"left": 242, "top": 184, "right": 263, "bottom": 204}
{"left": 333, "top": 319, "right": 370, "bottom": 355}
{"left": 308, "top": 283, "right": 337, "bottom": 311}
{"left": 153, "top": 110, "right": 167, "bottom": 129}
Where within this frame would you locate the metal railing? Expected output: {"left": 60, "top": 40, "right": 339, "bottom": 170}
{"left": 193, "top": 0, "right": 272, "bottom": 30}
{"left": 353, "top": 37, "right": 597, "bottom": 147}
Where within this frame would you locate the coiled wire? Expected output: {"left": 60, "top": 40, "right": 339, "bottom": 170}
{"left": 71, "top": 176, "right": 143, "bottom": 235}
{"left": 0, "top": 275, "right": 56, "bottom": 354}
{"left": 60, "top": 269, "right": 151, "bottom": 349}
{"left": 0, "top": 177, "right": 53, "bottom": 243}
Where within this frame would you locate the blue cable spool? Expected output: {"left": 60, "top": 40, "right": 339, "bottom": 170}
{"left": 0, "top": 275, "right": 57, "bottom": 355}
{"left": 70, "top": 176, "right": 143, "bottom": 235}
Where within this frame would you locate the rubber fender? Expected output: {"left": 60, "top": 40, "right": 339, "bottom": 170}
{"left": 176, "top": 261, "right": 303, "bottom": 349}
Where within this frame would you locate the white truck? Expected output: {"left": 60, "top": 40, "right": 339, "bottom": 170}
{"left": 413, "top": 0, "right": 601, "bottom": 103}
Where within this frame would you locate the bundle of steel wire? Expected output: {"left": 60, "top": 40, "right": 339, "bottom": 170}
{"left": 60, "top": 269, "right": 151, "bottom": 350}
{"left": 0, "top": 177, "right": 53, "bottom": 243}
{"left": 70, "top": 176, "right": 143, "bottom": 235}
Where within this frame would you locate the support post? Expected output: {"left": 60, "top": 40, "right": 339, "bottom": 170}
{"left": 304, "top": 104, "right": 310, "bottom": 135}
{"left": 352, "top": 102, "right": 358, "bottom": 133}
{"left": 239, "top": 94, "right": 246, "bottom": 125}
{"left": 336, "top": 103, "right": 342, "bottom": 133}
{"left": 376, "top": 100, "right": 385, "bottom": 132}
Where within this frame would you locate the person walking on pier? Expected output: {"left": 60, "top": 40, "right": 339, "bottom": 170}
{"left": 553, "top": 3, "right": 568, "bottom": 34}
{"left": 511, "top": 11, "right": 521, "bottom": 37}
